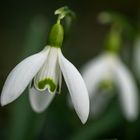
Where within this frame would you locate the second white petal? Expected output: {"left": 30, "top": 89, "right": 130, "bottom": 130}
{"left": 58, "top": 50, "right": 89, "bottom": 124}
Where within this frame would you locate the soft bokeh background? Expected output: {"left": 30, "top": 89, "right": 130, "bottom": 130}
{"left": 0, "top": 0, "right": 140, "bottom": 140}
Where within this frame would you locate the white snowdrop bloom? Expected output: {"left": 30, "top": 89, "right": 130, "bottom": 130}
{"left": 1, "top": 21, "right": 89, "bottom": 124}
{"left": 82, "top": 52, "right": 139, "bottom": 121}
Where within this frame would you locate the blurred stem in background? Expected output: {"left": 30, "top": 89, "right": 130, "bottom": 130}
{"left": 7, "top": 16, "right": 49, "bottom": 140}
{"left": 98, "top": 11, "right": 136, "bottom": 41}
{"left": 98, "top": 11, "right": 137, "bottom": 64}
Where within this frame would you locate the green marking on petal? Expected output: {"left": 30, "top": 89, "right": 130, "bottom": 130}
{"left": 38, "top": 78, "right": 56, "bottom": 93}
{"left": 99, "top": 80, "right": 113, "bottom": 91}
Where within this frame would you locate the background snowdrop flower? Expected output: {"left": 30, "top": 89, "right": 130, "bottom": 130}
{"left": 1, "top": 6, "right": 89, "bottom": 124}
{"left": 82, "top": 52, "right": 139, "bottom": 121}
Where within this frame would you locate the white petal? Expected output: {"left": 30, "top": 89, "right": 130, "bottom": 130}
{"left": 114, "top": 59, "right": 139, "bottom": 121}
{"left": 81, "top": 53, "right": 112, "bottom": 97}
{"left": 1, "top": 48, "right": 49, "bottom": 106}
{"left": 58, "top": 50, "right": 89, "bottom": 124}
{"left": 29, "top": 86, "right": 55, "bottom": 113}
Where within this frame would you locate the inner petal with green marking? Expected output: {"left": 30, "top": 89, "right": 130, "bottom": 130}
{"left": 34, "top": 47, "right": 61, "bottom": 94}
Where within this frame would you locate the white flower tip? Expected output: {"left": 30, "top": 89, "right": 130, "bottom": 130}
{"left": 1, "top": 101, "right": 6, "bottom": 107}
{"left": 80, "top": 110, "right": 89, "bottom": 124}
{"left": 29, "top": 87, "right": 55, "bottom": 113}
{"left": 125, "top": 113, "right": 138, "bottom": 122}
{"left": 127, "top": 114, "right": 138, "bottom": 122}
{"left": 125, "top": 104, "right": 139, "bottom": 122}
{"left": 31, "top": 106, "right": 45, "bottom": 113}
{"left": 1, "top": 100, "right": 6, "bottom": 106}
{"left": 68, "top": 95, "right": 89, "bottom": 124}
{"left": 0, "top": 94, "right": 13, "bottom": 106}
{"left": 76, "top": 98, "right": 89, "bottom": 124}
{"left": 29, "top": 98, "right": 48, "bottom": 113}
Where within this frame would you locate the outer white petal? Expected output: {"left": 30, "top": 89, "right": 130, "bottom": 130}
{"left": 58, "top": 49, "right": 89, "bottom": 124}
{"left": 81, "top": 53, "right": 112, "bottom": 97}
{"left": 1, "top": 48, "right": 49, "bottom": 106}
{"left": 29, "top": 86, "right": 55, "bottom": 113}
{"left": 114, "top": 59, "right": 139, "bottom": 121}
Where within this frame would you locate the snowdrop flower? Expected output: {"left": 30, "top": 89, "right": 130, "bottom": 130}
{"left": 1, "top": 7, "right": 89, "bottom": 124}
{"left": 82, "top": 52, "right": 138, "bottom": 121}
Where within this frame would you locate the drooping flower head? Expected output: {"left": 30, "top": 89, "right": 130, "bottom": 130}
{"left": 82, "top": 12, "right": 139, "bottom": 121}
{"left": 1, "top": 6, "right": 89, "bottom": 124}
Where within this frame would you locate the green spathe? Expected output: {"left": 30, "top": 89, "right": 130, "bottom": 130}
{"left": 38, "top": 78, "right": 56, "bottom": 93}
{"left": 48, "top": 23, "right": 64, "bottom": 48}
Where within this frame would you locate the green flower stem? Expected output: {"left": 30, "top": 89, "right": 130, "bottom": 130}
{"left": 99, "top": 11, "right": 136, "bottom": 53}
{"left": 48, "top": 6, "right": 76, "bottom": 48}
{"left": 98, "top": 11, "right": 136, "bottom": 41}
{"left": 104, "top": 23, "right": 122, "bottom": 53}
{"left": 55, "top": 6, "right": 76, "bottom": 36}
{"left": 55, "top": 6, "right": 76, "bottom": 22}
{"left": 7, "top": 16, "right": 48, "bottom": 140}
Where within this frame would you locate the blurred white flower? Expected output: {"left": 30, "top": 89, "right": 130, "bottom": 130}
{"left": 82, "top": 52, "right": 139, "bottom": 121}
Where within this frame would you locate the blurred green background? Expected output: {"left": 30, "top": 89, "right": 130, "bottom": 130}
{"left": 0, "top": 0, "right": 140, "bottom": 140}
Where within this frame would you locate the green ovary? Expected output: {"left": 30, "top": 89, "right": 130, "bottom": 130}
{"left": 38, "top": 78, "right": 56, "bottom": 92}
